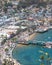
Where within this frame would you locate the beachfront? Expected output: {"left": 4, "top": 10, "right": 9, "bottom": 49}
{"left": 0, "top": 0, "right": 52, "bottom": 65}
{"left": 13, "top": 29, "right": 52, "bottom": 65}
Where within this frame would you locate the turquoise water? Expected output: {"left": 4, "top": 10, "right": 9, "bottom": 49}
{"left": 33, "top": 29, "right": 52, "bottom": 42}
{"left": 13, "top": 29, "right": 52, "bottom": 65}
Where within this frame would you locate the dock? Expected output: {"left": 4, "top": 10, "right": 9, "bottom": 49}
{"left": 17, "top": 40, "right": 52, "bottom": 48}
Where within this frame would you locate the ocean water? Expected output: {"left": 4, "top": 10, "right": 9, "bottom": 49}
{"left": 12, "top": 29, "right": 52, "bottom": 65}
{"left": 33, "top": 29, "right": 52, "bottom": 42}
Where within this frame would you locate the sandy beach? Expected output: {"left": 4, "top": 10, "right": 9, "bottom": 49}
{"left": 17, "top": 44, "right": 27, "bottom": 47}
{"left": 17, "top": 33, "right": 37, "bottom": 47}
{"left": 25, "top": 33, "right": 37, "bottom": 41}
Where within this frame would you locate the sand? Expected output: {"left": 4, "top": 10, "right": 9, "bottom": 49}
{"left": 17, "top": 33, "right": 37, "bottom": 47}
{"left": 17, "top": 44, "right": 26, "bottom": 47}
{"left": 28, "top": 33, "right": 37, "bottom": 40}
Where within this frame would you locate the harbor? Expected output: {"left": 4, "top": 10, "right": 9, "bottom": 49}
{"left": 13, "top": 29, "right": 52, "bottom": 65}
{"left": 0, "top": 0, "right": 52, "bottom": 65}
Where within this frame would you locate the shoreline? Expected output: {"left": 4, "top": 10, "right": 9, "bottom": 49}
{"left": 12, "top": 33, "right": 38, "bottom": 64}
{"left": 25, "top": 33, "right": 37, "bottom": 41}
{"left": 11, "top": 47, "right": 21, "bottom": 65}
{"left": 12, "top": 29, "right": 52, "bottom": 65}
{"left": 17, "top": 33, "right": 38, "bottom": 47}
{"left": 24, "top": 32, "right": 38, "bottom": 41}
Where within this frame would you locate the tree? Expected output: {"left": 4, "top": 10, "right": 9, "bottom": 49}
{"left": 18, "top": 0, "right": 40, "bottom": 9}
{"left": 5, "top": 48, "right": 9, "bottom": 53}
{"left": 3, "top": 6, "right": 7, "bottom": 13}
{"left": 12, "top": 38, "right": 17, "bottom": 42}
{"left": 1, "top": 39, "right": 6, "bottom": 45}
{"left": 3, "top": 59, "right": 14, "bottom": 65}
{"left": 0, "top": 54, "right": 1, "bottom": 60}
